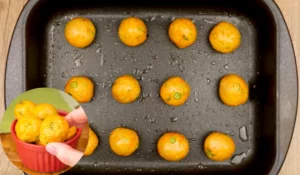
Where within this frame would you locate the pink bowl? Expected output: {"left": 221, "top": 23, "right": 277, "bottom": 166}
{"left": 11, "top": 111, "right": 82, "bottom": 173}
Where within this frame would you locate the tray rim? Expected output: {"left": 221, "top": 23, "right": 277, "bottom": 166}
{"left": 4, "top": 0, "right": 298, "bottom": 174}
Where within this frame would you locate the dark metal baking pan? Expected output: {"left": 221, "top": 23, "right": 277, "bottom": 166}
{"left": 5, "top": 0, "right": 298, "bottom": 174}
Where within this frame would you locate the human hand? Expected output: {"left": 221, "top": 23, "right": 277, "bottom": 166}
{"left": 45, "top": 106, "right": 88, "bottom": 167}
{"left": 46, "top": 142, "right": 83, "bottom": 167}
{"left": 64, "top": 106, "right": 88, "bottom": 129}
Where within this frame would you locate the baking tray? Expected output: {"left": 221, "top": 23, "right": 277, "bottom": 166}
{"left": 5, "top": 0, "right": 298, "bottom": 174}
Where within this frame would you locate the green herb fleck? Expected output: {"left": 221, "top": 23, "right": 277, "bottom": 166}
{"left": 170, "top": 137, "right": 176, "bottom": 144}
{"left": 174, "top": 92, "right": 182, "bottom": 100}
{"left": 183, "top": 35, "right": 189, "bottom": 40}
{"left": 137, "top": 27, "right": 145, "bottom": 32}
{"left": 233, "top": 84, "right": 240, "bottom": 91}
{"left": 136, "top": 95, "right": 140, "bottom": 100}
{"left": 206, "top": 149, "right": 215, "bottom": 157}
{"left": 70, "top": 81, "right": 78, "bottom": 88}
{"left": 166, "top": 97, "right": 171, "bottom": 101}
{"left": 50, "top": 122, "right": 55, "bottom": 130}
